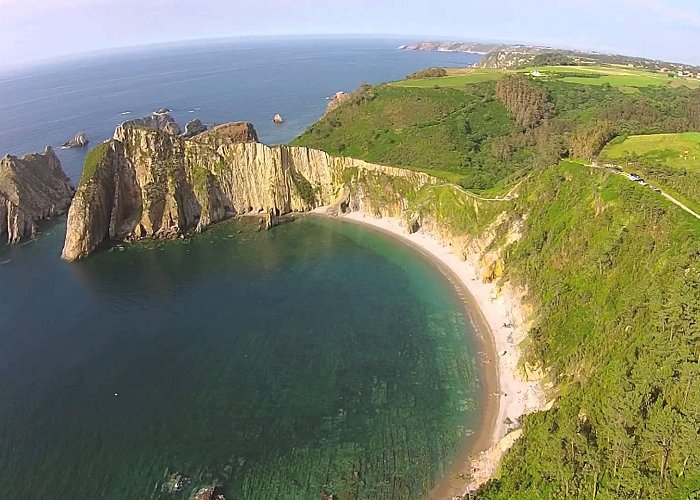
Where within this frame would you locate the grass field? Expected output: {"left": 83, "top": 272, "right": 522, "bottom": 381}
{"left": 601, "top": 132, "right": 700, "bottom": 171}
{"left": 601, "top": 132, "right": 700, "bottom": 214}
{"left": 389, "top": 69, "right": 503, "bottom": 88}
{"left": 392, "top": 64, "right": 700, "bottom": 91}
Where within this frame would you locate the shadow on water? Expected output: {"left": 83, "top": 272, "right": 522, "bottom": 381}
{"left": 0, "top": 216, "right": 481, "bottom": 499}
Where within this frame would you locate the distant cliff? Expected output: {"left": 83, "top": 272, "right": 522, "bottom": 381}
{"left": 398, "top": 41, "right": 504, "bottom": 55}
{"left": 61, "top": 122, "right": 436, "bottom": 260}
{"left": 0, "top": 147, "right": 74, "bottom": 243}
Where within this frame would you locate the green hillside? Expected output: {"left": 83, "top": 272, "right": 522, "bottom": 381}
{"left": 293, "top": 75, "right": 700, "bottom": 192}
{"left": 480, "top": 161, "right": 700, "bottom": 499}
{"left": 391, "top": 65, "right": 700, "bottom": 92}
{"left": 601, "top": 132, "right": 700, "bottom": 214}
{"left": 602, "top": 132, "right": 700, "bottom": 171}
{"left": 293, "top": 73, "right": 700, "bottom": 499}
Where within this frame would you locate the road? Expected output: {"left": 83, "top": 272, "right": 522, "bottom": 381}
{"left": 587, "top": 163, "right": 700, "bottom": 221}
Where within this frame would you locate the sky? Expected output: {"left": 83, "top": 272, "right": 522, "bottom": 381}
{"left": 1, "top": 0, "right": 700, "bottom": 69}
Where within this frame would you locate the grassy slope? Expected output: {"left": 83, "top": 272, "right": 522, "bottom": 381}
{"left": 291, "top": 84, "right": 528, "bottom": 190}
{"left": 601, "top": 132, "right": 700, "bottom": 214}
{"left": 390, "top": 69, "right": 504, "bottom": 88}
{"left": 393, "top": 65, "right": 700, "bottom": 91}
{"left": 479, "top": 161, "right": 700, "bottom": 499}
{"left": 292, "top": 70, "right": 700, "bottom": 498}
{"left": 602, "top": 132, "right": 700, "bottom": 171}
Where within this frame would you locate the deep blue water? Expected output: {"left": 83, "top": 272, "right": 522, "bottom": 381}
{"left": 0, "top": 38, "right": 483, "bottom": 499}
{"left": 0, "top": 37, "right": 480, "bottom": 183}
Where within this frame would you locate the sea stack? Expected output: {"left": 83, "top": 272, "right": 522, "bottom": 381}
{"left": 0, "top": 146, "right": 74, "bottom": 243}
{"left": 61, "top": 131, "right": 89, "bottom": 149}
{"left": 273, "top": 114, "right": 284, "bottom": 124}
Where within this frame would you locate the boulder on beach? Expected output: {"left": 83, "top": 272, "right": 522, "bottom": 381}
{"left": 272, "top": 113, "right": 284, "bottom": 124}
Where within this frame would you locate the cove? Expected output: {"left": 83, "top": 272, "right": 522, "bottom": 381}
{"left": 0, "top": 215, "right": 482, "bottom": 499}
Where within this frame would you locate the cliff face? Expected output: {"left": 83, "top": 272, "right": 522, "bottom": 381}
{"left": 0, "top": 146, "right": 74, "bottom": 243}
{"left": 62, "top": 123, "right": 435, "bottom": 260}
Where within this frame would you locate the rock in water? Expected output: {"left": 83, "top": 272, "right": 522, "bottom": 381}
{"left": 61, "top": 131, "right": 89, "bottom": 149}
{"left": 0, "top": 146, "right": 74, "bottom": 243}
{"left": 181, "top": 119, "right": 208, "bottom": 138}
{"left": 272, "top": 113, "right": 284, "bottom": 124}
{"left": 193, "top": 486, "right": 226, "bottom": 500}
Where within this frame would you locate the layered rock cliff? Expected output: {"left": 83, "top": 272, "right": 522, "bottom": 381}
{"left": 0, "top": 146, "right": 74, "bottom": 243}
{"left": 62, "top": 122, "right": 435, "bottom": 260}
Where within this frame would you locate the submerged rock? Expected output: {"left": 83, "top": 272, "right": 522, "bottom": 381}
{"left": 193, "top": 485, "right": 226, "bottom": 500}
{"left": 0, "top": 146, "right": 74, "bottom": 244}
{"left": 61, "top": 131, "right": 89, "bottom": 148}
{"left": 163, "top": 471, "right": 191, "bottom": 493}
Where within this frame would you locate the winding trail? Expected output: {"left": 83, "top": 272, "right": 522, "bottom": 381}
{"left": 586, "top": 162, "right": 700, "bottom": 221}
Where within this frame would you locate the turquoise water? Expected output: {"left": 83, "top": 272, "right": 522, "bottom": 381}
{"left": 0, "top": 216, "right": 481, "bottom": 498}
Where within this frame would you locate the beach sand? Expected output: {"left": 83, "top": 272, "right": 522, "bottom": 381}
{"left": 318, "top": 211, "right": 547, "bottom": 498}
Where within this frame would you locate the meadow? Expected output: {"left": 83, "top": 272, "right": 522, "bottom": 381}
{"left": 392, "top": 64, "right": 700, "bottom": 92}
{"left": 601, "top": 132, "right": 700, "bottom": 214}
{"left": 602, "top": 132, "right": 700, "bottom": 171}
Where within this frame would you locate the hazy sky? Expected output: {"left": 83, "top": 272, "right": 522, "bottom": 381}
{"left": 2, "top": 0, "right": 700, "bottom": 68}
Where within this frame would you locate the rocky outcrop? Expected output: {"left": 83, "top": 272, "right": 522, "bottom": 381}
{"left": 326, "top": 91, "right": 350, "bottom": 113}
{"left": 124, "top": 111, "right": 181, "bottom": 135}
{"left": 61, "top": 122, "right": 436, "bottom": 260}
{"left": 61, "top": 131, "right": 89, "bottom": 148}
{"left": 272, "top": 114, "right": 284, "bottom": 124}
{"left": 196, "top": 122, "right": 258, "bottom": 144}
{"left": 193, "top": 485, "right": 225, "bottom": 500}
{"left": 181, "top": 119, "right": 208, "bottom": 138}
{"left": 398, "top": 41, "right": 505, "bottom": 54}
{"left": 0, "top": 146, "right": 74, "bottom": 243}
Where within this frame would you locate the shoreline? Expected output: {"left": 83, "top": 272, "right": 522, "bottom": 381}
{"left": 316, "top": 210, "right": 546, "bottom": 498}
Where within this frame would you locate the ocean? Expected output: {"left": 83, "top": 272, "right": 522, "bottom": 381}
{"left": 0, "top": 38, "right": 483, "bottom": 498}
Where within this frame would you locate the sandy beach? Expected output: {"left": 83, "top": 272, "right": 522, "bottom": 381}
{"left": 318, "top": 210, "right": 547, "bottom": 498}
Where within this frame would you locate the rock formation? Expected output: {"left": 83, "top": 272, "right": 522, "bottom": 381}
{"left": 61, "top": 131, "right": 89, "bottom": 148}
{"left": 193, "top": 485, "right": 226, "bottom": 500}
{"left": 181, "top": 119, "right": 208, "bottom": 138}
{"left": 0, "top": 146, "right": 74, "bottom": 243}
{"left": 273, "top": 114, "right": 284, "bottom": 124}
{"left": 124, "top": 111, "right": 181, "bottom": 136}
{"left": 61, "top": 121, "right": 435, "bottom": 260}
{"left": 326, "top": 91, "right": 350, "bottom": 113}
